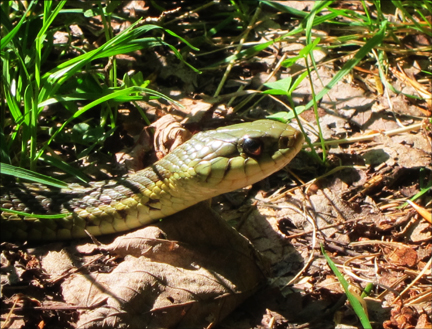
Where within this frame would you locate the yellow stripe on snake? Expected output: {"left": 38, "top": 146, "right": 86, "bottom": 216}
{"left": 1, "top": 120, "right": 304, "bottom": 241}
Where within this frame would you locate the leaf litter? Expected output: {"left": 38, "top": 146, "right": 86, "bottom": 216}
{"left": 1, "top": 1, "right": 431, "bottom": 329}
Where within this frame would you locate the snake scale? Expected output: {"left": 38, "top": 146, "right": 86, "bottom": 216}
{"left": 0, "top": 120, "right": 304, "bottom": 241}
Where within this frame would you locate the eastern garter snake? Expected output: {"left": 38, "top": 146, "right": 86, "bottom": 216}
{"left": 1, "top": 120, "right": 304, "bottom": 241}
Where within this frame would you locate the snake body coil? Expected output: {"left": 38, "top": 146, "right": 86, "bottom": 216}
{"left": 1, "top": 120, "right": 304, "bottom": 241}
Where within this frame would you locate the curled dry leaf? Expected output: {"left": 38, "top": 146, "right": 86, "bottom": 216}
{"left": 151, "top": 114, "right": 192, "bottom": 159}
{"left": 62, "top": 203, "right": 267, "bottom": 329}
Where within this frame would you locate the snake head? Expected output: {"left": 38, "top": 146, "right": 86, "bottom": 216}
{"left": 175, "top": 119, "right": 304, "bottom": 194}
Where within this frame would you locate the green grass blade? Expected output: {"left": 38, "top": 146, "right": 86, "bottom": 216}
{"left": 321, "top": 244, "right": 372, "bottom": 328}
{"left": 0, "top": 0, "right": 37, "bottom": 50}
{"left": 391, "top": 0, "right": 432, "bottom": 36}
{"left": 38, "top": 155, "right": 89, "bottom": 184}
{"left": 0, "top": 131, "right": 11, "bottom": 163}
{"left": 302, "top": 20, "right": 388, "bottom": 113}
{"left": 38, "top": 23, "right": 197, "bottom": 102}
{"left": 0, "top": 207, "right": 71, "bottom": 219}
{"left": 3, "top": 80, "right": 23, "bottom": 124}
{"left": 36, "top": 86, "right": 180, "bottom": 159}
{"left": 0, "top": 163, "right": 68, "bottom": 188}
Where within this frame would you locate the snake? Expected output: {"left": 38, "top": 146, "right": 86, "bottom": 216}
{"left": 1, "top": 119, "right": 304, "bottom": 242}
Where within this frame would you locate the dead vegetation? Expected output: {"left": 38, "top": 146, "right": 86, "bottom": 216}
{"left": 1, "top": 1, "right": 431, "bottom": 328}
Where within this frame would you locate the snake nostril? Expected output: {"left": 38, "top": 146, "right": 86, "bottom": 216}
{"left": 279, "top": 136, "right": 290, "bottom": 149}
{"left": 290, "top": 131, "right": 304, "bottom": 147}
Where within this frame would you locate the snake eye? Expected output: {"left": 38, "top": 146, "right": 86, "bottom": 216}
{"left": 242, "top": 137, "right": 263, "bottom": 156}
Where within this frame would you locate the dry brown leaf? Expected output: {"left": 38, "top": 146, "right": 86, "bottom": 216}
{"left": 151, "top": 114, "right": 192, "bottom": 159}
{"left": 409, "top": 220, "right": 432, "bottom": 243}
{"left": 416, "top": 313, "right": 432, "bottom": 329}
{"left": 177, "top": 97, "right": 215, "bottom": 123}
{"left": 61, "top": 204, "right": 266, "bottom": 329}
{"left": 237, "top": 206, "right": 304, "bottom": 278}
{"left": 361, "top": 134, "right": 432, "bottom": 170}
{"left": 385, "top": 245, "right": 418, "bottom": 267}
